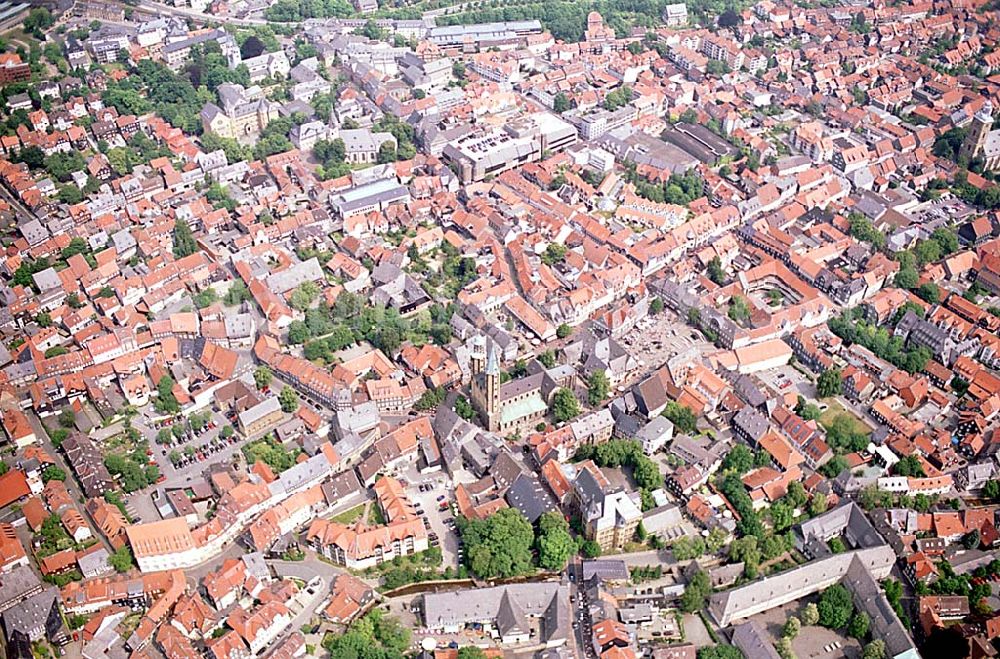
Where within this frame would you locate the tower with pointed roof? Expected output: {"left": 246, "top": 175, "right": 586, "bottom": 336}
{"left": 470, "top": 340, "right": 501, "bottom": 432}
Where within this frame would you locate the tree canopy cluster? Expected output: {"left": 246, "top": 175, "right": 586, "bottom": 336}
{"left": 321, "top": 609, "right": 410, "bottom": 659}
{"left": 433, "top": 0, "right": 677, "bottom": 42}
{"left": 662, "top": 401, "right": 698, "bottom": 434}
{"left": 242, "top": 436, "right": 302, "bottom": 472}
{"left": 458, "top": 507, "right": 535, "bottom": 578}
{"left": 105, "top": 450, "right": 159, "bottom": 493}
{"left": 536, "top": 511, "right": 575, "bottom": 571}
{"left": 265, "top": 0, "right": 354, "bottom": 21}
{"left": 623, "top": 163, "right": 704, "bottom": 205}
{"left": 828, "top": 309, "right": 932, "bottom": 375}
{"left": 290, "top": 295, "right": 453, "bottom": 361}
{"left": 574, "top": 439, "right": 663, "bottom": 492}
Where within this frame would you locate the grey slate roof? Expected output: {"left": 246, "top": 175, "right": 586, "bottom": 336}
{"left": 505, "top": 472, "right": 558, "bottom": 524}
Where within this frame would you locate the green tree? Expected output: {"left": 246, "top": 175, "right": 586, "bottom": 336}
{"left": 706, "top": 527, "right": 728, "bottom": 553}
{"left": 109, "top": 545, "right": 134, "bottom": 573}
{"left": 553, "top": 92, "right": 570, "bottom": 113}
{"left": 915, "top": 239, "right": 942, "bottom": 266}
{"left": 538, "top": 350, "right": 556, "bottom": 368}
{"left": 707, "top": 257, "right": 726, "bottom": 285}
{"left": 895, "top": 266, "right": 919, "bottom": 290}
{"left": 783, "top": 616, "right": 801, "bottom": 639}
{"left": 461, "top": 507, "right": 535, "bottom": 578}
{"left": 288, "top": 321, "right": 311, "bottom": 345}
{"left": 290, "top": 281, "right": 320, "bottom": 311}
{"left": 457, "top": 648, "right": 487, "bottom": 659}
{"left": 650, "top": 297, "right": 664, "bottom": 315}
{"left": 172, "top": 220, "right": 198, "bottom": 258}
{"left": 817, "top": 368, "right": 843, "bottom": 398}
{"left": 193, "top": 288, "right": 218, "bottom": 308}
{"left": 41, "top": 466, "right": 66, "bottom": 483}
{"left": 917, "top": 282, "right": 940, "bottom": 304}
{"left": 770, "top": 501, "right": 794, "bottom": 532}
{"left": 155, "top": 375, "right": 180, "bottom": 414}
{"left": 848, "top": 611, "right": 870, "bottom": 639}
{"left": 810, "top": 492, "right": 829, "bottom": 516}
{"left": 224, "top": 280, "right": 250, "bottom": 306}
{"left": 722, "top": 444, "right": 754, "bottom": 474}
{"left": 862, "top": 641, "right": 886, "bottom": 659}
{"left": 551, "top": 387, "right": 581, "bottom": 422}
{"left": 556, "top": 323, "right": 572, "bottom": 339}
{"left": 454, "top": 395, "right": 475, "bottom": 421}
{"left": 58, "top": 185, "right": 83, "bottom": 204}
{"left": 44, "top": 151, "right": 85, "bottom": 182}
{"left": 672, "top": 536, "right": 706, "bottom": 560}
{"left": 377, "top": 141, "right": 397, "bottom": 164}
{"left": 542, "top": 243, "right": 567, "bottom": 265}
{"left": 697, "top": 646, "right": 743, "bottom": 659}
{"left": 24, "top": 7, "right": 54, "bottom": 33}
{"left": 931, "top": 227, "right": 959, "bottom": 255}
{"left": 729, "top": 536, "right": 761, "bottom": 578}
{"left": 786, "top": 481, "right": 808, "bottom": 509}
{"left": 818, "top": 584, "right": 854, "bottom": 628}
{"left": 728, "top": 295, "right": 751, "bottom": 323}
{"left": 894, "top": 455, "right": 925, "bottom": 477}
{"left": 663, "top": 402, "right": 697, "bottom": 434}
{"left": 254, "top": 366, "right": 273, "bottom": 390}
{"left": 680, "top": 568, "right": 711, "bottom": 612}
{"left": 801, "top": 602, "right": 820, "bottom": 626}
{"left": 587, "top": 369, "right": 610, "bottom": 406}
{"left": 279, "top": 385, "right": 299, "bottom": 413}
{"left": 536, "top": 512, "right": 574, "bottom": 571}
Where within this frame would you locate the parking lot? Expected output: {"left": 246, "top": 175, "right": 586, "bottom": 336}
{"left": 133, "top": 405, "right": 244, "bottom": 489}
{"left": 402, "top": 465, "right": 462, "bottom": 568}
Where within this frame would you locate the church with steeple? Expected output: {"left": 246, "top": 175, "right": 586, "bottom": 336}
{"left": 469, "top": 336, "right": 567, "bottom": 437}
{"left": 960, "top": 100, "right": 1000, "bottom": 170}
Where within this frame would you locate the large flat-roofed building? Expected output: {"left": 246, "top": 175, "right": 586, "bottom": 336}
{"left": 330, "top": 177, "right": 411, "bottom": 218}
{"left": 427, "top": 20, "right": 542, "bottom": 50}
{"left": 661, "top": 122, "right": 741, "bottom": 164}
{"left": 597, "top": 129, "right": 700, "bottom": 174}
{"left": 423, "top": 582, "right": 570, "bottom": 647}
{"left": 443, "top": 129, "right": 540, "bottom": 183}
{"left": 576, "top": 105, "right": 638, "bottom": 141}
{"left": 506, "top": 112, "right": 578, "bottom": 154}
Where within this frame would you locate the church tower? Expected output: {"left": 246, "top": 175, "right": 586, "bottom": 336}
{"left": 470, "top": 337, "right": 501, "bottom": 432}
{"left": 960, "top": 100, "right": 993, "bottom": 164}
{"left": 482, "top": 342, "right": 500, "bottom": 431}
{"left": 469, "top": 335, "right": 486, "bottom": 377}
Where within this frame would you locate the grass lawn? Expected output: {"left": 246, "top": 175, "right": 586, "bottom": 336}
{"left": 368, "top": 503, "right": 386, "bottom": 526}
{"left": 329, "top": 504, "right": 365, "bottom": 524}
{"left": 818, "top": 398, "right": 872, "bottom": 435}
